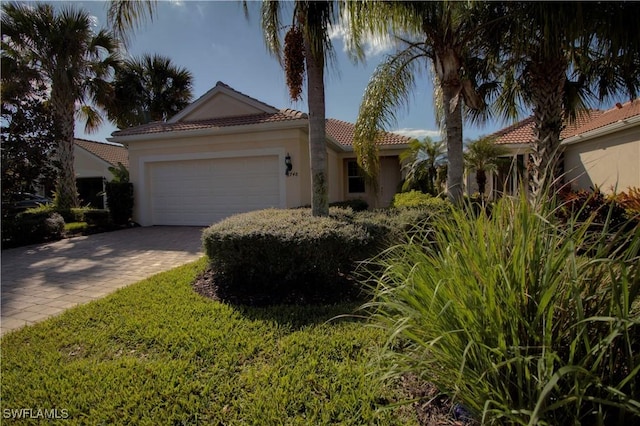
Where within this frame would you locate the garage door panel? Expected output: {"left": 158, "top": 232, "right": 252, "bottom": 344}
{"left": 149, "top": 156, "right": 280, "bottom": 226}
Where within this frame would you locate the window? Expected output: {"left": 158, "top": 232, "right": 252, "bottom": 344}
{"left": 347, "top": 160, "right": 365, "bottom": 193}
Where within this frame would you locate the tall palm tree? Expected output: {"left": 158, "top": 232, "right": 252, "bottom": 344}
{"left": 2, "top": 3, "right": 120, "bottom": 209}
{"left": 348, "top": 1, "right": 500, "bottom": 206}
{"left": 463, "top": 136, "right": 508, "bottom": 199}
{"left": 494, "top": 2, "right": 640, "bottom": 199}
{"left": 261, "top": 0, "right": 343, "bottom": 217}
{"left": 108, "top": 54, "right": 194, "bottom": 128}
{"left": 399, "top": 136, "right": 446, "bottom": 195}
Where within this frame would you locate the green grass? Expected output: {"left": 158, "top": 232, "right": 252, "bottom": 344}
{"left": 63, "top": 222, "right": 89, "bottom": 234}
{"left": 0, "top": 258, "right": 417, "bottom": 425}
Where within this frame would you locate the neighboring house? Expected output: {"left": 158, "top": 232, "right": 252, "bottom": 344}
{"left": 74, "top": 138, "right": 129, "bottom": 209}
{"left": 109, "top": 82, "right": 410, "bottom": 226}
{"left": 472, "top": 100, "right": 640, "bottom": 198}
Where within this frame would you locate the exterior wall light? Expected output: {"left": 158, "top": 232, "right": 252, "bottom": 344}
{"left": 285, "top": 153, "right": 293, "bottom": 176}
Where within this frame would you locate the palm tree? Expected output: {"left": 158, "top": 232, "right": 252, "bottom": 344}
{"left": 2, "top": 3, "right": 120, "bottom": 209}
{"left": 494, "top": 2, "right": 640, "bottom": 199}
{"left": 399, "top": 137, "right": 446, "bottom": 195}
{"left": 108, "top": 54, "right": 194, "bottom": 128}
{"left": 108, "top": 0, "right": 156, "bottom": 47}
{"left": 464, "top": 136, "right": 508, "bottom": 199}
{"left": 348, "top": 1, "right": 500, "bottom": 206}
{"left": 261, "top": 1, "right": 343, "bottom": 217}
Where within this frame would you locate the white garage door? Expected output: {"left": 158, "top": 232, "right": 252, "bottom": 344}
{"left": 149, "top": 155, "right": 280, "bottom": 226}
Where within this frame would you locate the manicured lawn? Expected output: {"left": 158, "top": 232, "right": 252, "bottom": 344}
{"left": 1, "top": 258, "right": 417, "bottom": 425}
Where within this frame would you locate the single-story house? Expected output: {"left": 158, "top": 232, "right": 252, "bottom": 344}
{"left": 109, "top": 81, "right": 410, "bottom": 226}
{"left": 471, "top": 99, "right": 640, "bottom": 198}
{"left": 74, "top": 138, "right": 129, "bottom": 208}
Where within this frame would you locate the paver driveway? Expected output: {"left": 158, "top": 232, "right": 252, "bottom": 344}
{"left": 1, "top": 226, "right": 204, "bottom": 336}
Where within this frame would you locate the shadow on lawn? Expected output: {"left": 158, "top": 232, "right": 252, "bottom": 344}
{"left": 192, "top": 266, "right": 370, "bottom": 328}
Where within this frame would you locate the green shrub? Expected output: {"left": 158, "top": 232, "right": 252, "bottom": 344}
{"left": 390, "top": 190, "right": 442, "bottom": 208}
{"left": 364, "top": 193, "right": 640, "bottom": 425}
{"left": 353, "top": 209, "right": 433, "bottom": 248}
{"left": 105, "top": 181, "right": 133, "bottom": 225}
{"left": 330, "top": 199, "right": 369, "bottom": 212}
{"left": 83, "top": 209, "right": 112, "bottom": 229}
{"left": 558, "top": 187, "right": 631, "bottom": 231}
{"left": 5, "top": 210, "right": 65, "bottom": 246}
{"left": 202, "top": 208, "right": 374, "bottom": 304}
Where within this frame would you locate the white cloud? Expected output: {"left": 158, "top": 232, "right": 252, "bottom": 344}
{"left": 88, "top": 15, "right": 99, "bottom": 29}
{"left": 393, "top": 128, "right": 441, "bottom": 140}
{"left": 328, "top": 12, "right": 397, "bottom": 59}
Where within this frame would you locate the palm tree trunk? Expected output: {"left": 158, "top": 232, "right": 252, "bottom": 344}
{"left": 304, "top": 37, "right": 329, "bottom": 217}
{"left": 528, "top": 56, "right": 566, "bottom": 200}
{"left": 51, "top": 85, "right": 79, "bottom": 209}
{"left": 441, "top": 82, "right": 464, "bottom": 205}
{"left": 476, "top": 169, "right": 487, "bottom": 198}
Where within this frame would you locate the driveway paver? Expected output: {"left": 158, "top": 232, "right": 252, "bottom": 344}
{"left": 1, "top": 226, "right": 204, "bottom": 336}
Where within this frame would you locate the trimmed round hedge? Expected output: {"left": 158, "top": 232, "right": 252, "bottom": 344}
{"left": 202, "top": 208, "right": 375, "bottom": 304}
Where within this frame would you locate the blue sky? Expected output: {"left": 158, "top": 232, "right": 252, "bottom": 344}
{"left": 65, "top": 0, "right": 511, "bottom": 143}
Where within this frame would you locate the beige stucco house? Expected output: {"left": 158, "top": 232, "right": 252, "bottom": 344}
{"left": 109, "top": 82, "right": 409, "bottom": 226}
{"left": 472, "top": 100, "right": 640, "bottom": 198}
{"left": 73, "top": 138, "right": 128, "bottom": 208}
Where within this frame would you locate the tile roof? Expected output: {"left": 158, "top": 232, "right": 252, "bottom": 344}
{"left": 492, "top": 110, "right": 603, "bottom": 145}
{"left": 75, "top": 138, "right": 128, "bottom": 168}
{"left": 112, "top": 109, "right": 308, "bottom": 137}
{"left": 491, "top": 100, "right": 640, "bottom": 145}
{"left": 111, "top": 114, "right": 410, "bottom": 148}
{"left": 325, "top": 118, "right": 412, "bottom": 146}
{"left": 569, "top": 99, "right": 640, "bottom": 135}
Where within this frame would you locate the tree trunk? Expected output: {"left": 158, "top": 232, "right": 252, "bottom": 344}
{"left": 441, "top": 82, "right": 464, "bottom": 206}
{"left": 51, "top": 84, "right": 79, "bottom": 209}
{"left": 434, "top": 47, "right": 465, "bottom": 206}
{"left": 476, "top": 169, "right": 487, "bottom": 198}
{"left": 528, "top": 56, "right": 567, "bottom": 200}
{"left": 304, "top": 37, "right": 329, "bottom": 217}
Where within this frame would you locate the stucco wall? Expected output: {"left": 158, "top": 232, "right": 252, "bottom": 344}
{"left": 179, "top": 92, "right": 267, "bottom": 121}
{"left": 74, "top": 147, "right": 113, "bottom": 181}
{"left": 564, "top": 126, "right": 640, "bottom": 193}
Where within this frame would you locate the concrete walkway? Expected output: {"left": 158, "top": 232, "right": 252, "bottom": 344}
{"left": 1, "top": 226, "right": 204, "bottom": 337}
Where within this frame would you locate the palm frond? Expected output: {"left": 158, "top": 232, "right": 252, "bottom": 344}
{"left": 260, "top": 0, "right": 284, "bottom": 63}
{"left": 353, "top": 45, "right": 425, "bottom": 182}
{"left": 107, "top": 0, "right": 156, "bottom": 46}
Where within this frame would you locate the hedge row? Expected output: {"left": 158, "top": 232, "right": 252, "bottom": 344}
{"left": 202, "top": 208, "right": 378, "bottom": 304}
{"left": 2, "top": 207, "right": 112, "bottom": 248}
{"left": 202, "top": 201, "right": 454, "bottom": 304}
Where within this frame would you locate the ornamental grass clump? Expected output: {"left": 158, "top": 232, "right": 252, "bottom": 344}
{"left": 363, "top": 192, "right": 639, "bottom": 425}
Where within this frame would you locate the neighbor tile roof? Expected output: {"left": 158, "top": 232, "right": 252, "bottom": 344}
{"left": 112, "top": 109, "right": 308, "bottom": 137}
{"left": 492, "top": 110, "right": 603, "bottom": 145}
{"left": 569, "top": 99, "right": 640, "bottom": 135}
{"left": 325, "top": 118, "right": 412, "bottom": 146}
{"left": 75, "top": 138, "right": 128, "bottom": 168}
{"left": 491, "top": 100, "right": 640, "bottom": 146}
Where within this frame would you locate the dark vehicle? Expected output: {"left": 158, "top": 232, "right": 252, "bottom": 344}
{"left": 2, "top": 192, "right": 52, "bottom": 214}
